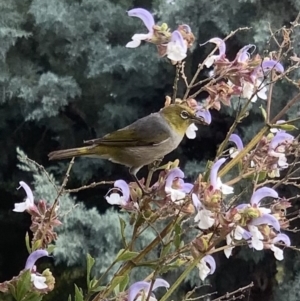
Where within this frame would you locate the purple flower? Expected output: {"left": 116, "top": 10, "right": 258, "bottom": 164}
{"left": 269, "top": 132, "right": 294, "bottom": 154}
{"left": 229, "top": 134, "right": 244, "bottom": 151}
{"left": 105, "top": 180, "right": 130, "bottom": 206}
{"left": 271, "top": 233, "right": 291, "bottom": 260}
{"left": 197, "top": 255, "right": 216, "bottom": 281}
{"left": 250, "top": 213, "right": 280, "bottom": 231}
{"left": 250, "top": 187, "right": 278, "bottom": 206}
{"left": 126, "top": 8, "right": 155, "bottom": 48}
{"left": 14, "top": 181, "right": 35, "bottom": 212}
{"left": 196, "top": 108, "right": 212, "bottom": 124}
{"left": 261, "top": 59, "right": 284, "bottom": 74}
{"left": 128, "top": 278, "right": 169, "bottom": 301}
{"left": 166, "top": 30, "right": 187, "bottom": 62}
{"left": 210, "top": 158, "right": 233, "bottom": 194}
{"left": 25, "top": 250, "right": 49, "bottom": 290}
{"left": 165, "top": 168, "right": 190, "bottom": 202}
{"left": 236, "top": 44, "right": 256, "bottom": 63}
{"left": 25, "top": 250, "right": 49, "bottom": 270}
{"left": 201, "top": 37, "right": 226, "bottom": 68}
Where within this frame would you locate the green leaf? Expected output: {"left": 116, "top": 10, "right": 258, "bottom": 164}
{"left": 110, "top": 275, "right": 128, "bottom": 294}
{"left": 67, "top": 294, "right": 72, "bottom": 301}
{"left": 90, "top": 285, "right": 106, "bottom": 293}
{"left": 118, "top": 217, "right": 127, "bottom": 247}
{"left": 7, "top": 283, "right": 17, "bottom": 300}
{"left": 31, "top": 240, "right": 42, "bottom": 251}
{"left": 22, "top": 292, "right": 43, "bottom": 301}
{"left": 119, "top": 274, "right": 129, "bottom": 292}
{"left": 86, "top": 253, "right": 95, "bottom": 289}
{"left": 15, "top": 270, "right": 32, "bottom": 301}
{"left": 160, "top": 241, "right": 172, "bottom": 257}
{"left": 116, "top": 249, "right": 139, "bottom": 262}
{"left": 74, "top": 284, "right": 84, "bottom": 301}
{"left": 46, "top": 244, "right": 56, "bottom": 254}
{"left": 25, "top": 232, "right": 31, "bottom": 253}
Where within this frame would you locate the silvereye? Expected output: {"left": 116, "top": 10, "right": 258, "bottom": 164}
{"left": 48, "top": 104, "right": 207, "bottom": 182}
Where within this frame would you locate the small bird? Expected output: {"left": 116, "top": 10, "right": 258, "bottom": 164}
{"left": 48, "top": 104, "right": 207, "bottom": 186}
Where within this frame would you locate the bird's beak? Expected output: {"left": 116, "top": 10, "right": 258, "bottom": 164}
{"left": 191, "top": 115, "right": 208, "bottom": 125}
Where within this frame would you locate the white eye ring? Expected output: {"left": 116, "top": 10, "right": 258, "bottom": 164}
{"left": 180, "top": 110, "right": 189, "bottom": 119}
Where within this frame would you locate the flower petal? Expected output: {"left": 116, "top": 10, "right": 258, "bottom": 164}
{"left": 272, "top": 233, "right": 291, "bottom": 246}
{"left": 210, "top": 158, "right": 226, "bottom": 190}
{"left": 105, "top": 193, "right": 123, "bottom": 205}
{"left": 114, "top": 180, "right": 130, "bottom": 203}
{"left": 127, "top": 8, "right": 155, "bottom": 32}
{"left": 229, "top": 134, "right": 244, "bottom": 151}
{"left": 25, "top": 250, "right": 49, "bottom": 270}
{"left": 250, "top": 187, "right": 278, "bottom": 206}
{"left": 13, "top": 202, "right": 29, "bottom": 212}
{"left": 196, "top": 108, "right": 212, "bottom": 124}
{"left": 18, "top": 181, "right": 34, "bottom": 204}
{"left": 185, "top": 123, "right": 198, "bottom": 139}
{"left": 165, "top": 168, "right": 184, "bottom": 189}
{"left": 167, "top": 30, "right": 187, "bottom": 62}
{"left": 262, "top": 60, "right": 284, "bottom": 74}
{"left": 192, "top": 194, "right": 202, "bottom": 210}
{"left": 203, "top": 255, "right": 216, "bottom": 275}
{"left": 269, "top": 132, "right": 294, "bottom": 151}
{"left": 128, "top": 279, "right": 169, "bottom": 301}
{"left": 250, "top": 214, "right": 280, "bottom": 231}
{"left": 31, "top": 274, "right": 48, "bottom": 290}
{"left": 236, "top": 44, "right": 256, "bottom": 63}
{"left": 271, "top": 245, "right": 284, "bottom": 260}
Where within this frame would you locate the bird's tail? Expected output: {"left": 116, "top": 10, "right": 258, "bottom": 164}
{"left": 48, "top": 146, "right": 95, "bottom": 161}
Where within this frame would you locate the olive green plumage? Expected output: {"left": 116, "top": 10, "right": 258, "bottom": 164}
{"left": 48, "top": 104, "right": 206, "bottom": 175}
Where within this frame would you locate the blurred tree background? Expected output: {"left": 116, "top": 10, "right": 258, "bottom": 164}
{"left": 1, "top": 0, "right": 300, "bottom": 300}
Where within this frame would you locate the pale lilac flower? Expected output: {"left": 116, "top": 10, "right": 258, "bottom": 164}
{"left": 166, "top": 30, "right": 187, "bottom": 62}
{"left": 14, "top": 181, "right": 35, "bottom": 212}
{"left": 250, "top": 213, "right": 280, "bottom": 231}
{"left": 185, "top": 123, "right": 198, "bottom": 139}
{"left": 197, "top": 255, "right": 216, "bottom": 281}
{"left": 236, "top": 44, "right": 256, "bottom": 63}
{"left": 105, "top": 180, "right": 130, "bottom": 206}
{"left": 241, "top": 79, "right": 267, "bottom": 102}
{"left": 224, "top": 225, "right": 248, "bottom": 258}
{"left": 196, "top": 108, "right": 212, "bottom": 124}
{"left": 270, "top": 233, "right": 291, "bottom": 260}
{"left": 250, "top": 187, "right": 278, "bottom": 207}
{"left": 192, "top": 194, "right": 215, "bottom": 229}
{"left": 210, "top": 158, "right": 234, "bottom": 194}
{"left": 229, "top": 134, "right": 244, "bottom": 158}
{"left": 261, "top": 59, "right": 284, "bottom": 74}
{"left": 128, "top": 278, "right": 169, "bottom": 301}
{"left": 268, "top": 132, "right": 294, "bottom": 157}
{"left": 201, "top": 37, "right": 226, "bottom": 68}
{"left": 248, "top": 225, "right": 264, "bottom": 250}
{"left": 126, "top": 8, "right": 155, "bottom": 48}
{"left": 165, "top": 168, "right": 187, "bottom": 202}
{"left": 25, "top": 250, "right": 49, "bottom": 290}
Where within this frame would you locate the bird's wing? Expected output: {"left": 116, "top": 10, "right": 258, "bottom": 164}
{"left": 83, "top": 113, "right": 170, "bottom": 147}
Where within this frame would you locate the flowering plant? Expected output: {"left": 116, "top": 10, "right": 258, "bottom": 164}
{"left": 3, "top": 6, "right": 300, "bottom": 301}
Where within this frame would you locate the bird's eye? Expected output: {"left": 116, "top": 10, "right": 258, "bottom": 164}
{"left": 180, "top": 110, "right": 189, "bottom": 119}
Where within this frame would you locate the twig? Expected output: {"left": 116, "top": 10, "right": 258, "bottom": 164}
{"left": 211, "top": 282, "right": 254, "bottom": 301}
{"left": 172, "top": 63, "right": 181, "bottom": 103}
{"left": 64, "top": 180, "right": 114, "bottom": 193}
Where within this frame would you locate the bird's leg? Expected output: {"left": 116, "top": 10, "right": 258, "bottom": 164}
{"left": 129, "top": 167, "right": 150, "bottom": 195}
{"left": 146, "top": 158, "right": 163, "bottom": 189}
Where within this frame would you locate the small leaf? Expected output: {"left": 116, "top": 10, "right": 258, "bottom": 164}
{"left": 118, "top": 217, "right": 127, "bottom": 247}
{"left": 31, "top": 240, "right": 42, "bottom": 251}
{"left": 15, "top": 270, "right": 32, "bottom": 301}
{"left": 90, "top": 285, "right": 106, "bottom": 293}
{"left": 160, "top": 241, "right": 172, "bottom": 257}
{"left": 68, "top": 294, "right": 72, "bottom": 301}
{"left": 259, "top": 105, "right": 267, "bottom": 121}
{"left": 174, "top": 223, "right": 182, "bottom": 249}
{"left": 8, "top": 283, "right": 17, "bottom": 300}
{"left": 74, "top": 284, "right": 84, "bottom": 301}
{"left": 116, "top": 250, "right": 139, "bottom": 262}
{"left": 22, "top": 292, "right": 43, "bottom": 301}
{"left": 119, "top": 274, "right": 129, "bottom": 292}
{"left": 46, "top": 244, "right": 55, "bottom": 254}
{"left": 272, "top": 123, "right": 298, "bottom": 131}
{"left": 25, "top": 232, "right": 31, "bottom": 253}
{"left": 86, "top": 254, "right": 95, "bottom": 289}
{"left": 110, "top": 276, "right": 128, "bottom": 293}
